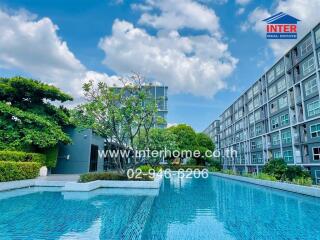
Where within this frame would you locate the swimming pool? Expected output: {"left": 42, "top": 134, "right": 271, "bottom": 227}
{"left": 1, "top": 175, "right": 320, "bottom": 239}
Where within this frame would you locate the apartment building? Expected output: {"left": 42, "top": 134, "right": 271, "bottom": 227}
{"left": 114, "top": 85, "right": 168, "bottom": 128}
{"left": 149, "top": 85, "right": 168, "bottom": 128}
{"left": 205, "top": 23, "right": 320, "bottom": 182}
{"left": 203, "top": 120, "right": 221, "bottom": 154}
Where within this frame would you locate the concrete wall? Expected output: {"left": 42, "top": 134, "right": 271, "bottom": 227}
{"left": 53, "top": 128, "right": 105, "bottom": 174}
{"left": 91, "top": 132, "right": 105, "bottom": 172}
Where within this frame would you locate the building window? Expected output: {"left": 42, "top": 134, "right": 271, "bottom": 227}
{"left": 307, "top": 100, "right": 320, "bottom": 117}
{"left": 254, "top": 110, "right": 261, "bottom": 121}
{"left": 313, "top": 147, "right": 320, "bottom": 160}
{"left": 278, "top": 95, "right": 288, "bottom": 109}
{"left": 256, "top": 124, "right": 262, "bottom": 135}
{"left": 315, "top": 28, "right": 320, "bottom": 45}
{"left": 248, "top": 101, "right": 253, "bottom": 112}
{"left": 272, "top": 133, "right": 280, "bottom": 146}
{"left": 273, "top": 151, "right": 282, "bottom": 159}
{"left": 267, "top": 70, "right": 275, "bottom": 83}
{"left": 300, "top": 37, "right": 312, "bottom": 56}
{"left": 253, "top": 83, "right": 260, "bottom": 95}
{"left": 318, "top": 51, "right": 320, "bottom": 66}
{"left": 270, "top": 101, "right": 278, "bottom": 113}
{"left": 277, "top": 77, "right": 286, "bottom": 93}
{"left": 271, "top": 116, "right": 279, "bottom": 129}
{"left": 281, "top": 130, "right": 292, "bottom": 144}
{"left": 249, "top": 113, "right": 254, "bottom": 124}
{"left": 302, "top": 56, "right": 315, "bottom": 76}
{"left": 249, "top": 127, "right": 254, "bottom": 137}
{"left": 251, "top": 141, "right": 256, "bottom": 150}
{"left": 268, "top": 85, "right": 277, "bottom": 99}
{"left": 252, "top": 153, "right": 263, "bottom": 164}
{"left": 310, "top": 123, "right": 320, "bottom": 138}
{"left": 253, "top": 96, "right": 260, "bottom": 108}
{"left": 247, "top": 89, "right": 253, "bottom": 100}
{"left": 280, "top": 113, "right": 289, "bottom": 126}
{"left": 283, "top": 150, "right": 293, "bottom": 162}
{"left": 304, "top": 76, "right": 318, "bottom": 96}
{"left": 239, "top": 110, "right": 243, "bottom": 118}
{"left": 275, "top": 60, "right": 284, "bottom": 76}
{"left": 256, "top": 139, "right": 263, "bottom": 149}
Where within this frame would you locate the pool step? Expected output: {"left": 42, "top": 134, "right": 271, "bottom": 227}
{"left": 121, "top": 196, "right": 155, "bottom": 240}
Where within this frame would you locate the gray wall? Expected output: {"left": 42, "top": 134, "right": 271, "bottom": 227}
{"left": 53, "top": 128, "right": 105, "bottom": 174}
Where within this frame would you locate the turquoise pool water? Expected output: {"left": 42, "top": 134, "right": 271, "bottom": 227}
{"left": 1, "top": 175, "right": 320, "bottom": 239}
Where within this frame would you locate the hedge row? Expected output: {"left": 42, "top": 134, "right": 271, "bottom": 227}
{"left": 0, "top": 151, "right": 46, "bottom": 166}
{"left": 163, "top": 165, "right": 207, "bottom": 171}
{"left": 0, "top": 161, "right": 41, "bottom": 182}
{"left": 79, "top": 172, "right": 154, "bottom": 183}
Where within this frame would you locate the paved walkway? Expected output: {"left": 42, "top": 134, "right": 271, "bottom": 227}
{"left": 37, "top": 174, "right": 80, "bottom": 182}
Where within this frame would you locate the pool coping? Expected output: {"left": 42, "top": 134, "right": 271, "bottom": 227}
{"left": 62, "top": 174, "right": 163, "bottom": 192}
{"left": 0, "top": 174, "right": 163, "bottom": 192}
{"left": 211, "top": 172, "right": 320, "bottom": 198}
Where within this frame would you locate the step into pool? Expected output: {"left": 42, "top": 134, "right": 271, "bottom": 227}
{"left": 1, "top": 175, "right": 320, "bottom": 239}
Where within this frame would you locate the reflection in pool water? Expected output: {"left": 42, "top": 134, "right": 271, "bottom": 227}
{"left": 1, "top": 175, "right": 320, "bottom": 239}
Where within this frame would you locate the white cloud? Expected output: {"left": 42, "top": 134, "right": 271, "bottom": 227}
{"left": 137, "top": 0, "right": 221, "bottom": 37}
{"left": 236, "top": 0, "right": 251, "bottom": 5}
{"left": 242, "top": 0, "right": 320, "bottom": 57}
{"left": 99, "top": 19, "right": 237, "bottom": 97}
{"left": 236, "top": 7, "right": 245, "bottom": 15}
{"left": 0, "top": 9, "right": 119, "bottom": 98}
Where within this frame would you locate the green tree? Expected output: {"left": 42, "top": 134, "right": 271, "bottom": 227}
{"left": 0, "top": 77, "right": 72, "bottom": 153}
{"left": 167, "top": 124, "right": 197, "bottom": 153}
{"left": 262, "top": 158, "right": 287, "bottom": 180}
{"left": 136, "top": 128, "right": 178, "bottom": 164}
{"left": 194, "top": 132, "right": 214, "bottom": 165}
{"left": 73, "top": 73, "right": 161, "bottom": 172}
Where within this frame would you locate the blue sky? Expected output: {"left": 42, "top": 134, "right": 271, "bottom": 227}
{"left": 0, "top": 0, "right": 319, "bottom": 131}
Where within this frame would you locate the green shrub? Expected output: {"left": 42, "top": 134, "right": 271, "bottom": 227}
{"left": 186, "top": 158, "right": 197, "bottom": 165}
{"left": 79, "top": 172, "right": 154, "bottom": 183}
{"left": 42, "top": 146, "right": 58, "bottom": 168}
{"left": 262, "top": 158, "right": 287, "bottom": 180}
{"left": 208, "top": 159, "right": 222, "bottom": 171}
{"left": 253, "top": 173, "right": 277, "bottom": 181}
{"left": 138, "top": 165, "right": 163, "bottom": 173}
{"left": 0, "top": 161, "right": 41, "bottom": 182}
{"left": 208, "top": 166, "right": 220, "bottom": 172}
{"left": 165, "top": 165, "right": 207, "bottom": 171}
{"left": 285, "top": 165, "right": 310, "bottom": 181}
{"left": 222, "top": 169, "right": 236, "bottom": 175}
{"left": 154, "top": 165, "right": 163, "bottom": 173}
{"left": 138, "top": 165, "right": 153, "bottom": 173}
{"left": 292, "top": 176, "right": 313, "bottom": 186}
{"left": 0, "top": 150, "right": 46, "bottom": 166}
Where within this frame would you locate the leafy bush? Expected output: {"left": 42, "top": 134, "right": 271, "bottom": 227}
{"left": 262, "top": 158, "right": 287, "bottom": 180}
{"left": 0, "top": 161, "right": 41, "bottom": 182}
{"left": 138, "top": 165, "right": 153, "bottom": 173}
{"left": 79, "top": 172, "right": 154, "bottom": 183}
{"left": 43, "top": 146, "right": 59, "bottom": 168}
{"left": 253, "top": 173, "right": 277, "bottom": 181}
{"left": 186, "top": 158, "right": 197, "bottom": 165}
{"left": 0, "top": 150, "right": 46, "bottom": 166}
{"left": 138, "top": 165, "right": 163, "bottom": 173}
{"left": 208, "top": 166, "right": 220, "bottom": 172}
{"left": 154, "top": 166, "right": 163, "bottom": 172}
{"left": 292, "top": 176, "right": 313, "bottom": 186}
{"left": 222, "top": 169, "right": 237, "bottom": 175}
{"left": 165, "top": 165, "right": 207, "bottom": 171}
{"left": 208, "top": 160, "right": 222, "bottom": 171}
{"left": 285, "top": 165, "right": 310, "bottom": 181}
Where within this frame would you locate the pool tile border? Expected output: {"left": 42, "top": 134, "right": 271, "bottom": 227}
{"left": 0, "top": 174, "right": 163, "bottom": 192}
{"left": 212, "top": 172, "right": 320, "bottom": 198}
